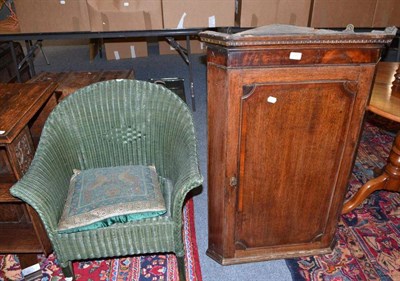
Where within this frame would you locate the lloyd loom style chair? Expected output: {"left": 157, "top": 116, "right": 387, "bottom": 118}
{"left": 10, "top": 79, "right": 203, "bottom": 280}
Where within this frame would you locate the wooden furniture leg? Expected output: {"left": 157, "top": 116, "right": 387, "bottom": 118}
{"left": 391, "top": 66, "right": 400, "bottom": 97}
{"left": 342, "top": 131, "right": 400, "bottom": 214}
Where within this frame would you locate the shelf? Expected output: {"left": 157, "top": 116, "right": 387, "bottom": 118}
{"left": 0, "top": 222, "right": 43, "bottom": 253}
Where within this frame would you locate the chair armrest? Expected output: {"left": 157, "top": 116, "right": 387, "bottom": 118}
{"left": 159, "top": 118, "right": 203, "bottom": 220}
{"left": 10, "top": 165, "right": 70, "bottom": 235}
{"left": 10, "top": 126, "right": 77, "bottom": 233}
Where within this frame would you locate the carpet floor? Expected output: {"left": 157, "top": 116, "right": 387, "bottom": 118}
{"left": 286, "top": 113, "right": 400, "bottom": 280}
{"left": 0, "top": 198, "right": 201, "bottom": 281}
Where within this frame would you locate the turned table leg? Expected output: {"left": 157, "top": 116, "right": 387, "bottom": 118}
{"left": 342, "top": 131, "right": 400, "bottom": 214}
{"left": 392, "top": 66, "right": 400, "bottom": 98}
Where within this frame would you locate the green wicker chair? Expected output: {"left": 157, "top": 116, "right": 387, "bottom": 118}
{"left": 10, "top": 79, "right": 203, "bottom": 280}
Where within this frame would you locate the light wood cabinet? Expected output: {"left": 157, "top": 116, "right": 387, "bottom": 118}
{"left": 200, "top": 25, "right": 396, "bottom": 265}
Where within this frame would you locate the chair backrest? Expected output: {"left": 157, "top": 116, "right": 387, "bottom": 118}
{"left": 40, "top": 79, "right": 195, "bottom": 176}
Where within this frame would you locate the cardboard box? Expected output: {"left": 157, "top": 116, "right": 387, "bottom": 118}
{"left": 104, "top": 39, "right": 148, "bottom": 60}
{"left": 87, "top": 0, "right": 163, "bottom": 31}
{"left": 237, "top": 0, "right": 311, "bottom": 28}
{"left": 159, "top": 38, "right": 206, "bottom": 55}
{"left": 372, "top": 0, "right": 400, "bottom": 27}
{"left": 162, "top": 0, "right": 235, "bottom": 29}
{"left": 310, "top": 0, "right": 377, "bottom": 28}
{"left": 14, "top": 0, "right": 90, "bottom": 33}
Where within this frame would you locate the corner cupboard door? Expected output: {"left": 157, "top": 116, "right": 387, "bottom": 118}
{"left": 235, "top": 80, "right": 358, "bottom": 250}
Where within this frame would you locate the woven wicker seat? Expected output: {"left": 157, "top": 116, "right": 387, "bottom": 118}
{"left": 10, "top": 79, "right": 203, "bottom": 280}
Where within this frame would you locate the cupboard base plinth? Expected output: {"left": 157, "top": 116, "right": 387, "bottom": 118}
{"left": 207, "top": 241, "right": 336, "bottom": 265}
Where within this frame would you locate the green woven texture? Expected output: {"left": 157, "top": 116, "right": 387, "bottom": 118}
{"left": 10, "top": 79, "right": 203, "bottom": 265}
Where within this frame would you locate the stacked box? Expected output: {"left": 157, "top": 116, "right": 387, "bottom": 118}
{"left": 162, "top": 0, "right": 235, "bottom": 29}
{"left": 14, "top": 0, "right": 90, "bottom": 33}
{"left": 373, "top": 0, "right": 400, "bottom": 27}
{"left": 13, "top": 0, "right": 163, "bottom": 33}
{"left": 87, "top": 0, "right": 163, "bottom": 31}
{"left": 104, "top": 39, "right": 148, "bottom": 60}
{"left": 237, "top": 0, "right": 311, "bottom": 28}
{"left": 310, "top": 0, "right": 376, "bottom": 28}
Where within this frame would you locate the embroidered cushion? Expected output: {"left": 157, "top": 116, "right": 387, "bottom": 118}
{"left": 57, "top": 165, "right": 166, "bottom": 234}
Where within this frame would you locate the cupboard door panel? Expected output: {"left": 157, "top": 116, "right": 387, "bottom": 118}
{"left": 236, "top": 81, "right": 357, "bottom": 249}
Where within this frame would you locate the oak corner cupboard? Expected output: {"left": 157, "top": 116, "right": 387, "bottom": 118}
{"left": 199, "top": 24, "right": 397, "bottom": 265}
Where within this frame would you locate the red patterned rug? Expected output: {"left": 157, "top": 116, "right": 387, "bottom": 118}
{"left": 0, "top": 198, "right": 201, "bottom": 281}
{"left": 286, "top": 114, "right": 400, "bottom": 280}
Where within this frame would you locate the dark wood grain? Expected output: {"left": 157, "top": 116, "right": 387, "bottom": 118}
{"left": 28, "top": 70, "right": 135, "bottom": 99}
{"left": 237, "top": 81, "right": 355, "bottom": 248}
{"left": 208, "top": 47, "right": 381, "bottom": 68}
{"left": 201, "top": 26, "right": 394, "bottom": 264}
{"left": 0, "top": 82, "right": 55, "bottom": 266}
{"left": 0, "top": 83, "right": 57, "bottom": 143}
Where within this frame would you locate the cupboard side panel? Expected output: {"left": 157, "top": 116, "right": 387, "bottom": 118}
{"left": 207, "top": 63, "right": 231, "bottom": 259}
{"left": 321, "top": 64, "right": 377, "bottom": 244}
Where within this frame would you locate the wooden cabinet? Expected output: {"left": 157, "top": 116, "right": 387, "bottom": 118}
{"left": 199, "top": 25, "right": 397, "bottom": 265}
{"left": 0, "top": 82, "right": 57, "bottom": 267}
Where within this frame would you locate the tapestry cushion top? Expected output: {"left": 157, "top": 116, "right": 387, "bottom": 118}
{"left": 57, "top": 165, "right": 166, "bottom": 234}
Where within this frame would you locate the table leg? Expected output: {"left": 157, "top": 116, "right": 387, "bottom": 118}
{"left": 392, "top": 65, "right": 400, "bottom": 98}
{"left": 9, "top": 41, "right": 22, "bottom": 83}
{"left": 342, "top": 131, "right": 400, "bottom": 214}
{"left": 25, "top": 40, "right": 36, "bottom": 77}
{"left": 186, "top": 35, "right": 196, "bottom": 111}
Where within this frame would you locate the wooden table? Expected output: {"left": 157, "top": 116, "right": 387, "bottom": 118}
{"left": 0, "top": 82, "right": 57, "bottom": 267}
{"left": 342, "top": 62, "right": 400, "bottom": 213}
{"left": 28, "top": 70, "right": 135, "bottom": 99}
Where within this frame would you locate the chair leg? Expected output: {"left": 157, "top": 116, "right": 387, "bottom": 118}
{"left": 60, "top": 261, "right": 75, "bottom": 280}
{"left": 177, "top": 255, "right": 187, "bottom": 281}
